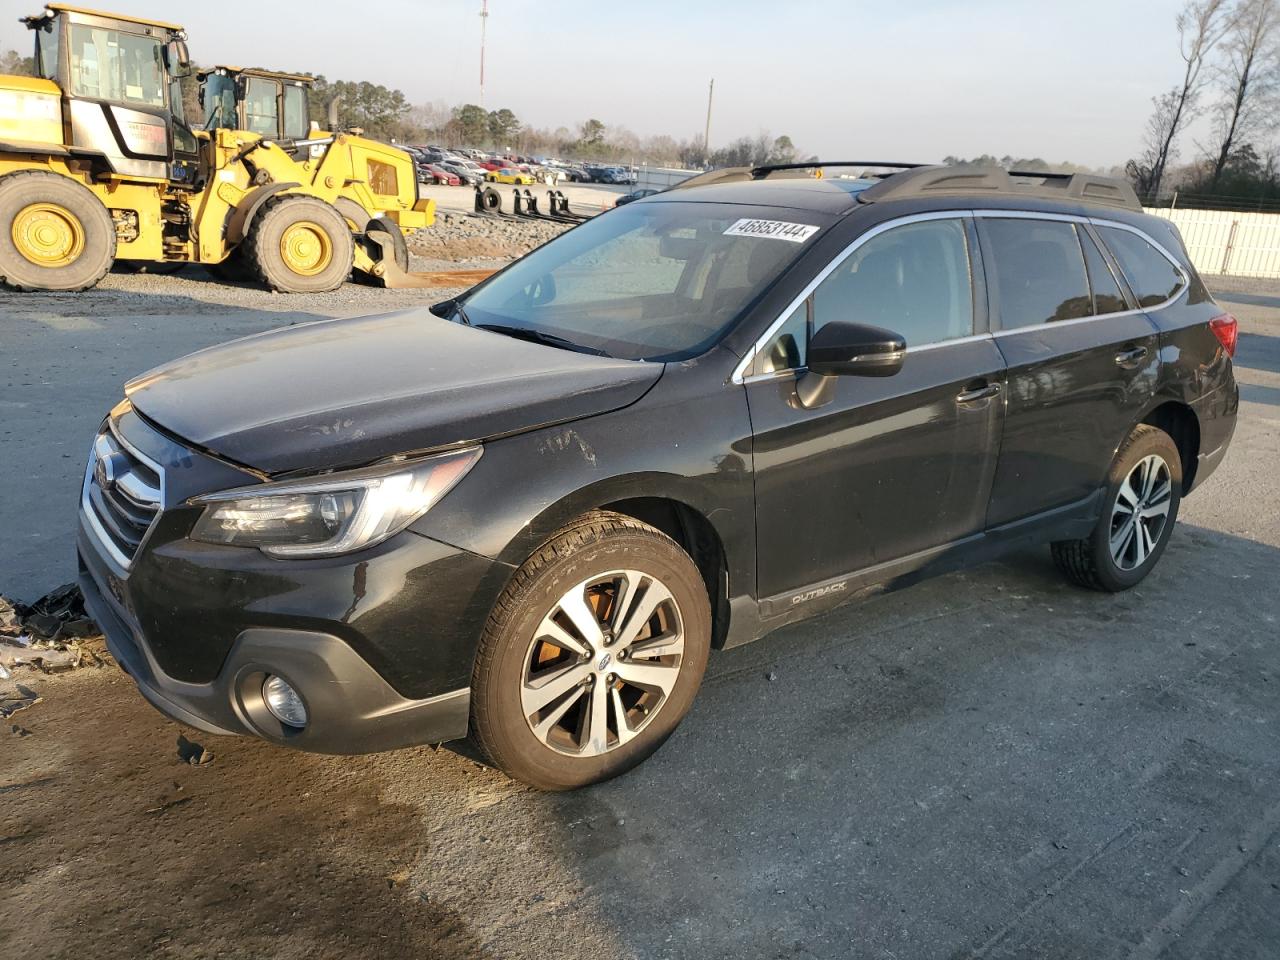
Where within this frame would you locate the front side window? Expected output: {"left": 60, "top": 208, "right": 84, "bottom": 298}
{"left": 243, "top": 77, "right": 279, "bottom": 136}
{"left": 68, "top": 25, "right": 165, "bottom": 108}
{"left": 462, "top": 202, "right": 823, "bottom": 361}
{"left": 1098, "top": 226, "right": 1184, "bottom": 308}
{"left": 983, "top": 219, "right": 1091, "bottom": 329}
{"left": 283, "top": 83, "right": 309, "bottom": 140}
{"left": 35, "top": 23, "right": 59, "bottom": 81}
{"left": 202, "top": 73, "right": 236, "bottom": 131}
{"left": 813, "top": 218, "right": 973, "bottom": 348}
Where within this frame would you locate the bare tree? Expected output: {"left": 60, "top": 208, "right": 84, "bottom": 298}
{"left": 1207, "top": 0, "right": 1280, "bottom": 189}
{"left": 1129, "top": 0, "right": 1234, "bottom": 198}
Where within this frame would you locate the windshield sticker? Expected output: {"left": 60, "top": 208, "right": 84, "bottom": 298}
{"left": 723, "top": 219, "right": 820, "bottom": 243}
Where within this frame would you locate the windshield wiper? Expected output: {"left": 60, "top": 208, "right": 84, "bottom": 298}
{"left": 475, "top": 323, "right": 610, "bottom": 357}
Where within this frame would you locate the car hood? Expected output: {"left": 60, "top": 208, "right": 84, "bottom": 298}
{"left": 125, "top": 310, "right": 663, "bottom": 475}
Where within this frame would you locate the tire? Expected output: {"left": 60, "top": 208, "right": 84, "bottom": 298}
{"left": 1052, "top": 424, "right": 1183, "bottom": 592}
{"left": 0, "top": 170, "right": 115, "bottom": 292}
{"left": 244, "top": 194, "right": 353, "bottom": 293}
{"left": 470, "top": 511, "right": 711, "bottom": 790}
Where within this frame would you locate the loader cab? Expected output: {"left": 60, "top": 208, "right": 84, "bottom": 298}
{"left": 22, "top": 4, "right": 200, "bottom": 185}
{"left": 198, "top": 67, "right": 314, "bottom": 161}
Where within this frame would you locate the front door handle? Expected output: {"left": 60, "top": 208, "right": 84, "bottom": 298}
{"left": 1115, "top": 345, "right": 1149, "bottom": 368}
{"left": 956, "top": 381, "right": 1001, "bottom": 404}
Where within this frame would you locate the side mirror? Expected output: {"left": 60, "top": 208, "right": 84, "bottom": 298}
{"left": 166, "top": 40, "right": 192, "bottom": 78}
{"left": 794, "top": 322, "right": 906, "bottom": 409}
{"left": 807, "top": 321, "right": 906, "bottom": 377}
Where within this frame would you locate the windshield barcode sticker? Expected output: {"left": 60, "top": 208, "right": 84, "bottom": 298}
{"left": 723, "top": 219, "right": 820, "bottom": 243}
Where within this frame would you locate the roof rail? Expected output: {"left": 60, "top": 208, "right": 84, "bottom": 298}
{"left": 749, "top": 161, "right": 926, "bottom": 177}
{"left": 856, "top": 165, "right": 1142, "bottom": 211}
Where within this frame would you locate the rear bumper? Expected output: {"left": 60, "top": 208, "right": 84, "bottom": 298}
{"left": 80, "top": 556, "right": 471, "bottom": 753}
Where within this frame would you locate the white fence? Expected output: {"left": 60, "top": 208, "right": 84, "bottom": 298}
{"left": 1143, "top": 207, "right": 1280, "bottom": 279}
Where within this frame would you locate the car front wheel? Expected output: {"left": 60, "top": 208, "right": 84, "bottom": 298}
{"left": 470, "top": 511, "right": 711, "bottom": 790}
{"left": 1052, "top": 423, "right": 1183, "bottom": 592}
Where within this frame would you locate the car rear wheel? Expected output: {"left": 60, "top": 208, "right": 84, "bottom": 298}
{"left": 1052, "top": 424, "right": 1182, "bottom": 592}
{"left": 470, "top": 511, "right": 711, "bottom": 790}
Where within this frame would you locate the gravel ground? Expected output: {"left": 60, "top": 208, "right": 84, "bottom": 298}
{"left": 1, "top": 273, "right": 1278, "bottom": 959}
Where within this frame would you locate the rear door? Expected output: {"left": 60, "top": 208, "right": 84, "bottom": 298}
{"left": 747, "top": 214, "right": 1006, "bottom": 599}
{"left": 980, "top": 214, "right": 1161, "bottom": 527}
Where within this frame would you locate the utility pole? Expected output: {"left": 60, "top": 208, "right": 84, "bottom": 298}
{"left": 703, "top": 78, "right": 714, "bottom": 167}
{"left": 479, "top": 0, "right": 489, "bottom": 108}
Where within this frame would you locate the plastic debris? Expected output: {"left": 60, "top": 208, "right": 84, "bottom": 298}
{"left": 0, "top": 682, "right": 43, "bottom": 719}
{"left": 0, "top": 584, "right": 109, "bottom": 675}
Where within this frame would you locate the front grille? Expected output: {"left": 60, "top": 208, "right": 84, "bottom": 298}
{"left": 82, "top": 426, "right": 163, "bottom": 568}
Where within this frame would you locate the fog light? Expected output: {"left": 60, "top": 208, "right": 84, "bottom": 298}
{"left": 262, "top": 675, "right": 308, "bottom": 728}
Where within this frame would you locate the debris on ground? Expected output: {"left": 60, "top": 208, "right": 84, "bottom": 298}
{"left": 177, "top": 734, "right": 215, "bottom": 766}
{"left": 0, "top": 682, "right": 43, "bottom": 719}
{"left": 0, "top": 583, "right": 111, "bottom": 674}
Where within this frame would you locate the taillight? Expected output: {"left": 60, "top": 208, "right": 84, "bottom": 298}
{"left": 1209, "top": 313, "right": 1238, "bottom": 357}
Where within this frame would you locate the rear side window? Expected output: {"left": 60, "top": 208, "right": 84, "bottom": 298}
{"left": 812, "top": 218, "right": 973, "bottom": 349}
{"left": 1098, "top": 227, "right": 1184, "bottom": 308}
{"left": 1079, "top": 229, "right": 1128, "bottom": 314}
{"left": 983, "top": 219, "right": 1091, "bottom": 329}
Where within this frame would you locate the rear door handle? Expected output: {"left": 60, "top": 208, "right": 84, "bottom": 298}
{"left": 956, "top": 381, "right": 1001, "bottom": 404}
{"left": 1115, "top": 346, "right": 1148, "bottom": 368}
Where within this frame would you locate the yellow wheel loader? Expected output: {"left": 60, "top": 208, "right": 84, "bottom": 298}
{"left": 0, "top": 5, "right": 434, "bottom": 293}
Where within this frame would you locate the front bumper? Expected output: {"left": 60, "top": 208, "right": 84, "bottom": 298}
{"left": 81, "top": 560, "right": 470, "bottom": 753}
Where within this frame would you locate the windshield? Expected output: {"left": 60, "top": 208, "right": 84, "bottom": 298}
{"left": 202, "top": 73, "right": 236, "bottom": 130}
{"left": 68, "top": 24, "right": 165, "bottom": 108}
{"left": 461, "top": 201, "right": 827, "bottom": 360}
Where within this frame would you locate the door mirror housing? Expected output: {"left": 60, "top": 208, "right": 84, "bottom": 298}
{"left": 807, "top": 322, "right": 906, "bottom": 378}
{"left": 166, "top": 40, "right": 192, "bottom": 78}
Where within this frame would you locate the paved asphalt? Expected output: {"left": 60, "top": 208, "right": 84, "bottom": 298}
{"left": 1, "top": 275, "right": 1277, "bottom": 959}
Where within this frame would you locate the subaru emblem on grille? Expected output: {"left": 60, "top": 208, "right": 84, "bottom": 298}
{"left": 95, "top": 451, "right": 128, "bottom": 492}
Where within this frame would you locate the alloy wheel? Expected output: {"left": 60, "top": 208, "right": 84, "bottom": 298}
{"left": 521, "top": 570, "right": 685, "bottom": 757}
{"left": 1109, "top": 454, "right": 1172, "bottom": 570}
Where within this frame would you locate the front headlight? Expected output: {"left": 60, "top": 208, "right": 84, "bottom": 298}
{"left": 189, "top": 447, "right": 480, "bottom": 558}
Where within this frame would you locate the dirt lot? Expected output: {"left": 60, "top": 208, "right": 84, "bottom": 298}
{"left": 2, "top": 267, "right": 1278, "bottom": 960}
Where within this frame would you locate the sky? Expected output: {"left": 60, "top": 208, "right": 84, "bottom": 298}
{"left": 0, "top": 0, "right": 1216, "bottom": 168}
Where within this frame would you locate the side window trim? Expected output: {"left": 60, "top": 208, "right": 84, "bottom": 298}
{"left": 733, "top": 210, "right": 979, "bottom": 384}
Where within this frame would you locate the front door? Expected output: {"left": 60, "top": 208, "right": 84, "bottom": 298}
{"left": 978, "top": 216, "right": 1161, "bottom": 527}
{"left": 747, "top": 215, "right": 1006, "bottom": 601}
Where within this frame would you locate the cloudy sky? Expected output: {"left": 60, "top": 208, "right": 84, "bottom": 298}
{"left": 2, "top": 0, "right": 1215, "bottom": 167}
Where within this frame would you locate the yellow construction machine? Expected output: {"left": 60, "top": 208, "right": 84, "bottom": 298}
{"left": 0, "top": 5, "right": 434, "bottom": 292}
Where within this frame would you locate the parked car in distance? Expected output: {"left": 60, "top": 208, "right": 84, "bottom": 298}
{"left": 486, "top": 167, "right": 535, "bottom": 185}
{"left": 423, "top": 164, "right": 461, "bottom": 186}
{"left": 615, "top": 188, "right": 660, "bottom": 206}
{"left": 80, "top": 163, "right": 1237, "bottom": 791}
{"left": 440, "top": 161, "right": 481, "bottom": 186}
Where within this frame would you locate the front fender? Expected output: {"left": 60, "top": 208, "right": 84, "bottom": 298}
{"left": 225, "top": 181, "right": 301, "bottom": 244}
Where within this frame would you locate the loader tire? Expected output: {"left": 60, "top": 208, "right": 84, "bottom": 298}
{"left": 0, "top": 171, "right": 115, "bottom": 292}
{"left": 245, "top": 194, "right": 353, "bottom": 293}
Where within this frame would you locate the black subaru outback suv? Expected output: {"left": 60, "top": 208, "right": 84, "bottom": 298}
{"left": 78, "top": 163, "right": 1238, "bottom": 790}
